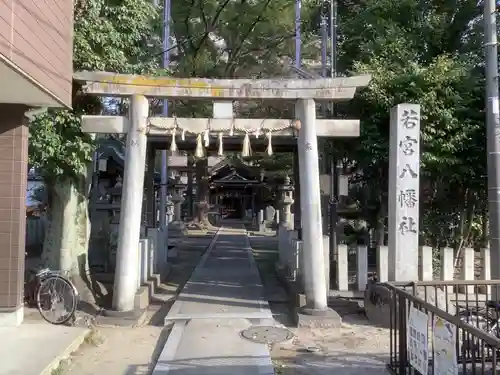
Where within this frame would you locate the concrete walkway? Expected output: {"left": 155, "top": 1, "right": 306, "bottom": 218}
{"left": 152, "top": 224, "right": 275, "bottom": 375}
{"left": 0, "top": 323, "right": 88, "bottom": 375}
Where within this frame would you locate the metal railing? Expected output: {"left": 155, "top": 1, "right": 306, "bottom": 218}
{"left": 385, "top": 280, "right": 500, "bottom": 375}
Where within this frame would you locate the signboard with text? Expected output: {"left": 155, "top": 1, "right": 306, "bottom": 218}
{"left": 407, "top": 306, "right": 429, "bottom": 375}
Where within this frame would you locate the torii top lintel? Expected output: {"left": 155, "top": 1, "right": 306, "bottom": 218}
{"left": 73, "top": 71, "right": 372, "bottom": 101}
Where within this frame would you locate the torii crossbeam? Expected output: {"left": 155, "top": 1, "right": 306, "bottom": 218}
{"left": 73, "top": 71, "right": 371, "bottom": 100}
{"left": 82, "top": 116, "right": 360, "bottom": 137}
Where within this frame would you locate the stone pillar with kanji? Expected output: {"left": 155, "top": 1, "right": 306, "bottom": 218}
{"left": 388, "top": 103, "right": 421, "bottom": 281}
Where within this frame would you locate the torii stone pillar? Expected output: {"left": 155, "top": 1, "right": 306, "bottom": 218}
{"left": 293, "top": 155, "right": 301, "bottom": 235}
{"left": 145, "top": 146, "right": 156, "bottom": 227}
{"left": 295, "top": 99, "right": 338, "bottom": 324}
{"left": 159, "top": 155, "right": 168, "bottom": 254}
{"left": 113, "top": 95, "right": 149, "bottom": 312}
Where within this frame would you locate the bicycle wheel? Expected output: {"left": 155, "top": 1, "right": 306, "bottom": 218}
{"left": 460, "top": 308, "right": 500, "bottom": 333}
{"left": 460, "top": 310, "right": 499, "bottom": 355}
{"left": 36, "top": 275, "right": 77, "bottom": 325}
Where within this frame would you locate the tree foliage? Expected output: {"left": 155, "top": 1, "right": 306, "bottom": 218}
{"left": 167, "top": 0, "right": 310, "bottom": 224}
{"left": 171, "top": 0, "right": 295, "bottom": 77}
{"left": 169, "top": 0, "right": 317, "bottom": 122}
{"left": 28, "top": 0, "right": 163, "bottom": 282}
{"left": 329, "top": 0, "right": 487, "bottom": 250}
{"left": 29, "top": 0, "right": 162, "bottom": 179}
{"left": 169, "top": 0, "right": 490, "bottom": 250}
{"left": 29, "top": 0, "right": 492, "bottom": 255}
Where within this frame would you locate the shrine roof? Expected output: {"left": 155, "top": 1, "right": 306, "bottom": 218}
{"left": 210, "top": 157, "right": 250, "bottom": 174}
{"left": 212, "top": 171, "right": 260, "bottom": 185}
{"left": 209, "top": 159, "right": 261, "bottom": 185}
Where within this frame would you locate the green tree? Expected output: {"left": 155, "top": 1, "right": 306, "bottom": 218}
{"left": 28, "top": 0, "right": 162, "bottom": 299}
{"left": 167, "top": 0, "right": 315, "bottom": 226}
{"left": 327, "top": 0, "right": 487, "bottom": 251}
{"left": 170, "top": 0, "right": 320, "bottom": 118}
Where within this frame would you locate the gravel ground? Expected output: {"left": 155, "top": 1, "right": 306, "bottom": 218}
{"left": 248, "top": 232, "right": 392, "bottom": 375}
{"left": 271, "top": 314, "right": 390, "bottom": 375}
{"left": 60, "top": 307, "right": 169, "bottom": 375}
{"left": 57, "top": 233, "right": 214, "bottom": 375}
{"left": 61, "top": 230, "right": 393, "bottom": 375}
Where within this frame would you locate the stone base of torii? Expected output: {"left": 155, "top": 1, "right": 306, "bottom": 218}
{"left": 74, "top": 71, "right": 371, "bottom": 327}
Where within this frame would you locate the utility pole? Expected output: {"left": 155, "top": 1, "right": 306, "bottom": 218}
{"left": 328, "top": 0, "right": 339, "bottom": 283}
{"left": 295, "top": 0, "right": 301, "bottom": 69}
{"left": 320, "top": 6, "right": 327, "bottom": 79}
{"left": 329, "top": 0, "right": 337, "bottom": 80}
{"left": 320, "top": 3, "right": 328, "bottom": 172}
{"left": 484, "top": 0, "right": 500, "bottom": 297}
{"left": 159, "top": 0, "right": 171, "bottom": 263}
{"left": 295, "top": 0, "right": 302, "bottom": 239}
{"left": 320, "top": 3, "right": 329, "bottom": 236}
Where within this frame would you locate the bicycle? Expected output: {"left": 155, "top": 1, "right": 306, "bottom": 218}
{"left": 24, "top": 266, "right": 79, "bottom": 325}
{"left": 460, "top": 301, "right": 500, "bottom": 335}
{"left": 458, "top": 300, "right": 500, "bottom": 356}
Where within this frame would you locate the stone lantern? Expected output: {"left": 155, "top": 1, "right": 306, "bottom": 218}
{"left": 166, "top": 194, "right": 174, "bottom": 224}
{"left": 276, "top": 175, "right": 295, "bottom": 272}
{"left": 169, "top": 179, "right": 185, "bottom": 237}
{"left": 171, "top": 189, "right": 184, "bottom": 224}
{"left": 278, "top": 175, "right": 294, "bottom": 230}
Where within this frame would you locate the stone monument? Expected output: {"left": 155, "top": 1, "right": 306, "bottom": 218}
{"left": 364, "top": 104, "right": 450, "bottom": 327}
{"left": 388, "top": 103, "right": 421, "bottom": 281}
{"left": 264, "top": 206, "right": 275, "bottom": 227}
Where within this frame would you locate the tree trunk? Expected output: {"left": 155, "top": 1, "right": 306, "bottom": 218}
{"left": 482, "top": 208, "right": 489, "bottom": 249}
{"left": 41, "top": 173, "right": 96, "bottom": 306}
{"left": 194, "top": 157, "right": 211, "bottom": 228}
{"left": 453, "top": 189, "right": 476, "bottom": 269}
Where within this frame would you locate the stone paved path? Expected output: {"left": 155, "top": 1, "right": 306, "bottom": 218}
{"left": 58, "top": 227, "right": 393, "bottom": 375}
{"left": 164, "top": 226, "right": 272, "bottom": 321}
{"left": 152, "top": 224, "right": 275, "bottom": 375}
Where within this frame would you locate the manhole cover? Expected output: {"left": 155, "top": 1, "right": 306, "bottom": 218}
{"left": 240, "top": 326, "right": 294, "bottom": 344}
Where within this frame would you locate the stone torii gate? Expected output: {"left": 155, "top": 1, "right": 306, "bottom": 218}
{"left": 74, "top": 71, "right": 371, "bottom": 323}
